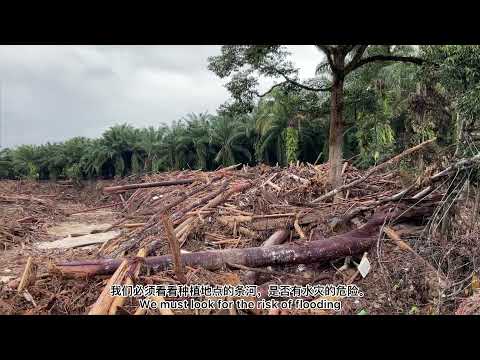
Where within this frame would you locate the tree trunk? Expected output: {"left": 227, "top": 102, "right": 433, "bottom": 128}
{"left": 328, "top": 75, "right": 345, "bottom": 189}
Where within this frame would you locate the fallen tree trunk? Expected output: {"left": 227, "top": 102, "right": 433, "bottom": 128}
{"left": 55, "top": 237, "right": 374, "bottom": 277}
{"left": 53, "top": 205, "right": 435, "bottom": 277}
{"left": 103, "top": 179, "right": 196, "bottom": 193}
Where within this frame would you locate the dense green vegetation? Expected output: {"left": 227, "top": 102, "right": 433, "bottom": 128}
{"left": 1, "top": 45, "right": 479, "bottom": 182}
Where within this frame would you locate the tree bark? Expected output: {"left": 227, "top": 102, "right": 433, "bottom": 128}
{"left": 244, "top": 229, "right": 290, "bottom": 284}
{"left": 54, "top": 236, "right": 376, "bottom": 278}
{"left": 328, "top": 74, "right": 345, "bottom": 190}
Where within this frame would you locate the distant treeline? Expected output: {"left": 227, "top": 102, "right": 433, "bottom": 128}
{"left": 3, "top": 45, "right": 479, "bottom": 181}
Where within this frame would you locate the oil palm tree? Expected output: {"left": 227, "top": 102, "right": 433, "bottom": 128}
{"left": 80, "top": 139, "right": 111, "bottom": 178}
{"left": 210, "top": 115, "right": 251, "bottom": 167}
{"left": 62, "top": 137, "right": 92, "bottom": 180}
{"left": 136, "top": 126, "right": 166, "bottom": 173}
{"left": 0, "top": 148, "right": 14, "bottom": 178}
{"left": 155, "top": 121, "right": 190, "bottom": 171}
{"left": 100, "top": 124, "right": 143, "bottom": 176}
{"left": 181, "top": 112, "right": 214, "bottom": 170}
{"left": 255, "top": 89, "right": 296, "bottom": 166}
{"left": 11, "top": 144, "right": 40, "bottom": 179}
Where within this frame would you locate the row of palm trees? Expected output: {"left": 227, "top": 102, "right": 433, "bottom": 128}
{"left": 0, "top": 98, "right": 330, "bottom": 181}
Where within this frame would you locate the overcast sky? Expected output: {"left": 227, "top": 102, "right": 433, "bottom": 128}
{"left": 0, "top": 45, "right": 321, "bottom": 148}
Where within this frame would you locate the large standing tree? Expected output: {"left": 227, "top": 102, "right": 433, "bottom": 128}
{"left": 208, "top": 45, "right": 425, "bottom": 188}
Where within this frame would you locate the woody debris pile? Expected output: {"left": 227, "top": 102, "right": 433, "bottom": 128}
{"left": 1, "top": 139, "right": 480, "bottom": 315}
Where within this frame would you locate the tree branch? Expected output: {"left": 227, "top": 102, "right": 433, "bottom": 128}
{"left": 344, "top": 45, "right": 368, "bottom": 74}
{"left": 274, "top": 69, "right": 331, "bottom": 92}
{"left": 348, "top": 55, "right": 425, "bottom": 73}
{"left": 256, "top": 81, "right": 288, "bottom": 97}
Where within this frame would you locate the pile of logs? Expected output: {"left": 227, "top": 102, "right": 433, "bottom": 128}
{"left": 53, "top": 139, "right": 452, "bottom": 276}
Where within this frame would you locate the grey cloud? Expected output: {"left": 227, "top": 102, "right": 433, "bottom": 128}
{"left": 0, "top": 45, "right": 320, "bottom": 148}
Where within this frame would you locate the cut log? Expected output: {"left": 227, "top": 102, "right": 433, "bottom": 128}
{"left": 122, "top": 223, "right": 147, "bottom": 228}
{"left": 17, "top": 257, "right": 36, "bottom": 293}
{"left": 88, "top": 259, "right": 129, "bottom": 315}
{"left": 249, "top": 218, "right": 294, "bottom": 231}
{"left": 383, "top": 226, "right": 416, "bottom": 252}
{"left": 294, "top": 214, "right": 306, "bottom": 239}
{"left": 53, "top": 205, "right": 435, "bottom": 277}
{"left": 88, "top": 256, "right": 145, "bottom": 315}
{"left": 161, "top": 215, "right": 186, "bottom": 283}
{"left": 103, "top": 179, "right": 196, "bottom": 193}
{"left": 108, "top": 248, "right": 146, "bottom": 315}
{"left": 148, "top": 296, "right": 175, "bottom": 315}
{"left": 145, "top": 175, "right": 222, "bottom": 219}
